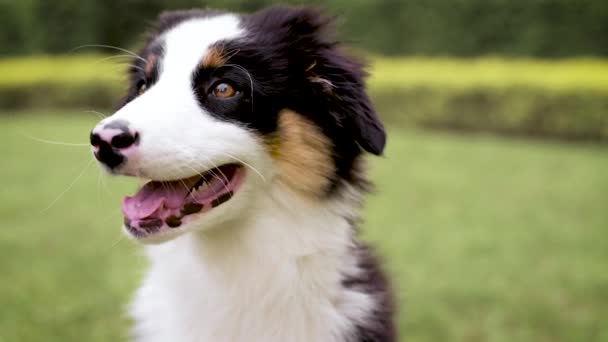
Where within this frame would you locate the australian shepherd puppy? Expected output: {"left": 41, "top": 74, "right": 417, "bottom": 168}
{"left": 90, "top": 6, "right": 394, "bottom": 342}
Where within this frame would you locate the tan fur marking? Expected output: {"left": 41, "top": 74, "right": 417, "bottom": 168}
{"left": 145, "top": 54, "right": 158, "bottom": 78}
{"left": 267, "top": 110, "right": 335, "bottom": 197}
{"left": 200, "top": 47, "right": 226, "bottom": 68}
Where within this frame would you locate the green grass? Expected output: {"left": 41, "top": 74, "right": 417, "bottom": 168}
{"left": 1, "top": 112, "right": 607, "bottom": 342}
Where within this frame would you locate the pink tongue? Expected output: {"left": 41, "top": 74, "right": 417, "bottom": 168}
{"left": 121, "top": 181, "right": 190, "bottom": 220}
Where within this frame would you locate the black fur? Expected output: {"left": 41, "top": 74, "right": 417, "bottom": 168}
{"left": 343, "top": 243, "right": 396, "bottom": 342}
{"left": 231, "top": 7, "right": 387, "bottom": 188}
{"left": 242, "top": 7, "right": 386, "bottom": 156}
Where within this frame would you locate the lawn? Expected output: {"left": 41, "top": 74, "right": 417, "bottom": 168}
{"left": 1, "top": 112, "right": 607, "bottom": 342}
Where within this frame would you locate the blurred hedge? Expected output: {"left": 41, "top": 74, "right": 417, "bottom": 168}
{"left": 1, "top": 55, "right": 607, "bottom": 141}
{"left": 372, "top": 88, "right": 608, "bottom": 141}
{"left": 1, "top": 0, "right": 608, "bottom": 58}
{"left": 0, "top": 55, "right": 123, "bottom": 109}
{"left": 369, "top": 58, "right": 608, "bottom": 141}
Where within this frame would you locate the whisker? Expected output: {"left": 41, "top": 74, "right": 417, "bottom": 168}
{"left": 94, "top": 54, "right": 139, "bottom": 65}
{"left": 126, "top": 64, "right": 146, "bottom": 73}
{"left": 41, "top": 159, "right": 94, "bottom": 213}
{"left": 97, "top": 168, "right": 112, "bottom": 196}
{"left": 174, "top": 160, "right": 222, "bottom": 201}
{"left": 83, "top": 110, "right": 108, "bottom": 119}
{"left": 163, "top": 137, "right": 263, "bottom": 186}
{"left": 225, "top": 63, "right": 255, "bottom": 111}
{"left": 99, "top": 61, "right": 143, "bottom": 74}
{"left": 70, "top": 44, "right": 148, "bottom": 64}
{"left": 220, "top": 152, "right": 266, "bottom": 183}
{"left": 159, "top": 180, "right": 170, "bottom": 194}
{"left": 106, "top": 227, "right": 128, "bottom": 252}
{"left": 96, "top": 168, "right": 102, "bottom": 204}
{"left": 180, "top": 165, "right": 209, "bottom": 199}
{"left": 181, "top": 154, "right": 221, "bottom": 183}
{"left": 185, "top": 162, "right": 224, "bottom": 201}
{"left": 223, "top": 48, "right": 241, "bottom": 60}
{"left": 170, "top": 152, "right": 224, "bottom": 199}
{"left": 153, "top": 138, "right": 248, "bottom": 204}
{"left": 21, "top": 132, "right": 89, "bottom": 147}
{"left": 177, "top": 177, "right": 191, "bottom": 194}
{"left": 201, "top": 156, "right": 232, "bottom": 196}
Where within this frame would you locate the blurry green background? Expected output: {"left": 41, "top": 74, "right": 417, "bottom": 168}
{"left": 1, "top": 1, "right": 607, "bottom": 341}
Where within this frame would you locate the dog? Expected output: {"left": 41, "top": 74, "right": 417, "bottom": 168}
{"left": 90, "top": 6, "right": 394, "bottom": 342}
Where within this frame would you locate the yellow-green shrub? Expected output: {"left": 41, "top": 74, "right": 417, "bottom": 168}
{"left": 0, "top": 55, "right": 123, "bottom": 109}
{"left": 1, "top": 55, "right": 607, "bottom": 141}
{"left": 368, "top": 57, "right": 608, "bottom": 141}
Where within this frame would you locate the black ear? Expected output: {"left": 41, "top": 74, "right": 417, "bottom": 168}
{"left": 259, "top": 6, "right": 386, "bottom": 155}
{"left": 312, "top": 52, "right": 387, "bottom": 156}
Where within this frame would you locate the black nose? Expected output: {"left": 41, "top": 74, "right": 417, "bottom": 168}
{"left": 90, "top": 120, "right": 139, "bottom": 149}
{"left": 90, "top": 120, "right": 139, "bottom": 169}
{"left": 90, "top": 131, "right": 139, "bottom": 149}
{"left": 92, "top": 140, "right": 124, "bottom": 168}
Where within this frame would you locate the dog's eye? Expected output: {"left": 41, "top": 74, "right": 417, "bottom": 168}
{"left": 211, "top": 82, "right": 236, "bottom": 99}
{"left": 138, "top": 82, "right": 147, "bottom": 96}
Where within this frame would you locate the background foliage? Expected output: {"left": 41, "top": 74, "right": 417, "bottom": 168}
{"left": 1, "top": 1, "right": 607, "bottom": 341}
{"left": 1, "top": 0, "right": 608, "bottom": 57}
{"left": 2, "top": 0, "right": 606, "bottom": 141}
{"left": 2, "top": 56, "right": 607, "bottom": 141}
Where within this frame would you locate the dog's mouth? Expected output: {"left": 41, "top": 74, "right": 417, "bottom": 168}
{"left": 122, "top": 163, "right": 245, "bottom": 238}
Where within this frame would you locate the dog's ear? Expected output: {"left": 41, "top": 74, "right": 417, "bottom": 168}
{"left": 309, "top": 51, "right": 386, "bottom": 156}
{"left": 251, "top": 6, "right": 386, "bottom": 155}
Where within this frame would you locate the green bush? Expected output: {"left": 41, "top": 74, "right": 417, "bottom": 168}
{"left": 372, "top": 87, "right": 608, "bottom": 142}
{"left": 1, "top": 55, "right": 607, "bottom": 141}
{"left": 0, "top": 55, "right": 123, "bottom": 109}
{"left": 369, "top": 57, "right": 608, "bottom": 141}
{"left": 0, "top": 82, "right": 121, "bottom": 110}
{"left": 1, "top": 0, "right": 608, "bottom": 57}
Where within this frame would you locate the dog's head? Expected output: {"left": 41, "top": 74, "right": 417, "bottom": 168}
{"left": 90, "top": 7, "right": 385, "bottom": 243}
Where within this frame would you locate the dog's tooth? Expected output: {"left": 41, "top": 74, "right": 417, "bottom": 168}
{"left": 200, "top": 181, "right": 210, "bottom": 190}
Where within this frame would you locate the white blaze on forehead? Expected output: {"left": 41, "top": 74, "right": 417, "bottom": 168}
{"left": 97, "top": 14, "right": 255, "bottom": 183}
{"left": 161, "top": 14, "right": 244, "bottom": 80}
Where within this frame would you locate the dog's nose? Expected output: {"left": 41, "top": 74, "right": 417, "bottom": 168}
{"left": 90, "top": 120, "right": 139, "bottom": 168}
{"left": 91, "top": 120, "right": 139, "bottom": 149}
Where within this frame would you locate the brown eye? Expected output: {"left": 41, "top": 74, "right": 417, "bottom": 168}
{"left": 212, "top": 82, "right": 236, "bottom": 99}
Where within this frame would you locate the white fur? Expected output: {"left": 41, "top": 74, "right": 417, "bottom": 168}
{"left": 93, "top": 15, "right": 375, "bottom": 341}
{"left": 95, "top": 15, "right": 265, "bottom": 242}
{"left": 130, "top": 185, "right": 373, "bottom": 342}
{"left": 97, "top": 15, "right": 251, "bottom": 183}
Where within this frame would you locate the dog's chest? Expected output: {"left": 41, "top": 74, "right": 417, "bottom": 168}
{"left": 129, "top": 219, "right": 368, "bottom": 342}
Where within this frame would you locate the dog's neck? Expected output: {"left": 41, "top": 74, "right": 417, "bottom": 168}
{"left": 136, "top": 184, "right": 368, "bottom": 342}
